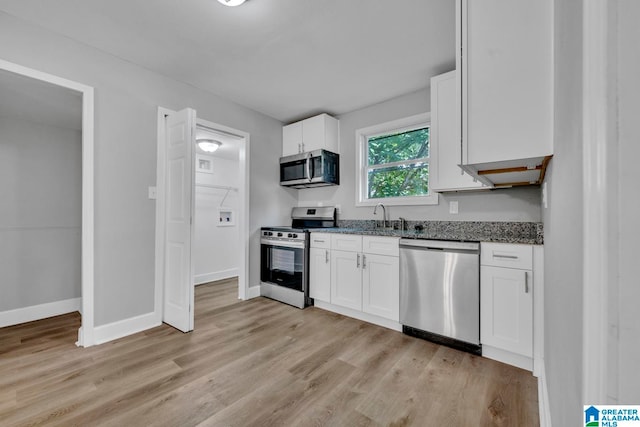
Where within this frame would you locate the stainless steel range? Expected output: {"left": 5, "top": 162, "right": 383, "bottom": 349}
{"left": 260, "top": 206, "right": 336, "bottom": 308}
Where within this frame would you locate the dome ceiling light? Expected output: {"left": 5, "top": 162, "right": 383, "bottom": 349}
{"left": 217, "top": 0, "right": 246, "bottom": 6}
{"left": 197, "top": 139, "right": 222, "bottom": 153}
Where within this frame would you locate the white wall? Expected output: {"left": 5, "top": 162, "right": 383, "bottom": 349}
{"left": 616, "top": 0, "right": 640, "bottom": 402}
{"left": 543, "top": 0, "right": 584, "bottom": 424}
{"left": 194, "top": 154, "right": 240, "bottom": 284}
{"left": 0, "top": 12, "right": 295, "bottom": 327}
{"left": 0, "top": 116, "right": 81, "bottom": 311}
{"left": 297, "top": 88, "right": 543, "bottom": 222}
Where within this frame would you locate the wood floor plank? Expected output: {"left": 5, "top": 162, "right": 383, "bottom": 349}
{"left": 0, "top": 278, "right": 539, "bottom": 426}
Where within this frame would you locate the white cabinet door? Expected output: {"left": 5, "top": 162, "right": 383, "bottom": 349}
{"left": 309, "top": 247, "right": 331, "bottom": 303}
{"left": 362, "top": 253, "right": 399, "bottom": 321}
{"left": 282, "top": 114, "right": 340, "bottom": 156}
{"left": 481, "top": 266, "right": 533, "bottom": 357}
{"left": 331, "top": 234, "right": 362, "bottom": 253}
{"left": 331, "top": 250, "right": 362, "bottom": 310}
{"left": 459, "top": 0, "right": 553, "bottom": 165}
{"left": 430, "top": 70, "right": 484, "bottom": 192}
{"left": 282, "top": 121, "right": 303, "bottom": 156}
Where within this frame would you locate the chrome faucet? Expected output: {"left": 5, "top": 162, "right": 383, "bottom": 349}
{"left": 398, "top": 217, "right": 407, "bottom": 231}
{"left": 373, "top": 203, "right": 387, "bottom": 229}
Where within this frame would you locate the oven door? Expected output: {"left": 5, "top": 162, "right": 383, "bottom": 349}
{"left": 260, "top": 239, "right": 306, "bottom": 292}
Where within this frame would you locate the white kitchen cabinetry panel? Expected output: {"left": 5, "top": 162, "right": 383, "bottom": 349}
{"left": 362, "top": 253, "right": 399, "bottom": 321}
{"left": 310, "top": 233, "right": 331, "bottom": 249}
{"left": 481, "top": 266, "right": 533, "bottom": 357}
{"left": 481, "top": 242, "right": 532, "bottom": 270}
{"left": 282, "top": 113, "right": 339, "bottom": 156}
{"left": 362, "top": 235, "right": 400, "bottom": 257}
{"left": 309, "top": 247, "right": 331, "bottom": 303}
{"left": 457, "top": 0, "right": 553, "bottom": 187}
{"left": 282, "top": 122, "right": 303, "bottom": 157}
{"left": 331, "top": 234, "right": 362, "bottom": 253}
{"left": 331, "top": 250, "right": 362, "bottom": 311}
{"left": 430, "top": 70, "right": 485, "bottom": 192}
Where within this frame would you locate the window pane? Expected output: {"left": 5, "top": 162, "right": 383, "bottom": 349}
{"left": 367, "top": 163, "right": 429, "bottom": 199}
{"left": 368, "top": 127, "right": 429, "bottom": 166}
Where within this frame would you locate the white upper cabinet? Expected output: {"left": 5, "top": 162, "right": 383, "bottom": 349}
{"left": 457, "top": 0, "right": 553, "bottom": 187}
{"left": 429, "top": 70, "right": 485, "bottom": 192}
{"left": 282, "top": 113, "right": 340, "bottom": 156}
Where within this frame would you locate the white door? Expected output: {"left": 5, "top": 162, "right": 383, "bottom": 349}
{"left": 163, "top": 108, "right": 196, "bottom": 332}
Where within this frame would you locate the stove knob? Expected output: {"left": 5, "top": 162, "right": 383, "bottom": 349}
{"left": 287, "top": 233, "right": 293, "bottom": 238}
{"left": 277, "top": 232, "right": 283, "bottom": 237}
{"left": 292, "top": 233, "right": 298, "bottom": 238}
{"left": 267, "top": 232, "right": 273, "bottom": 236}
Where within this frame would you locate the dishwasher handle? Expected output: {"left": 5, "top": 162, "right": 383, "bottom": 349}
{"left": 399, "top": 238, "right": 479, "bottom": 253}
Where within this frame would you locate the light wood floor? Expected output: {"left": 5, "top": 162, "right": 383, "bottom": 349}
{"left": 0, "top": 278, "right": 539, "bottom": 426}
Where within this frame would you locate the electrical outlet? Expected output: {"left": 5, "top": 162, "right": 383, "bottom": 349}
{"left": 148, "top": 186, "right": 157, "bottom": 200}
{"left": 335, "top": 204, "right": 341, "bottom": 214}
{"left": 449, "top": 201, "right": 459, "bottom": 214}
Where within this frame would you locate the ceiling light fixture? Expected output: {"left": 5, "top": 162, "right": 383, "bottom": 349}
{"left": 217, "top": 0, "right": 246, "bottom": 6}
{"left": 197, "top": 139, "right": 222, "bottom": 153}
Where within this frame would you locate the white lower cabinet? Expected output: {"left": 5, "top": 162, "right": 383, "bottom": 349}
{"left": 480, "top": 242, "right": 540, "bottom": 372}
{"left": 481, "top": 265, "right": 533, "bottom": 357}
{"left": 309, "top": 233, "right": 332, "bottom": 303}
{"left": 309, "top": 247, "right": 331, "bottom": 303}
{"left": 362, "top": 253, "right": 399, "bottom": 321}
{"left": 309, "top": 233, "right": 400, "bottom": 326}
{"left": 330, "top": 249, "right": 362, "bottom": 310}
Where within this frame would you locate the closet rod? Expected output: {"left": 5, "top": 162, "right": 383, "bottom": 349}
{"left": 195, "top": 183, "right": 238, "bottom": 191}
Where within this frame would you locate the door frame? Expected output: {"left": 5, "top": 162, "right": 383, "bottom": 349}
{"left": 0, "top": 59, "right": 95, "bottom": 347}
{"left": 155, "top": 108, "right": 250, "bottom": 324}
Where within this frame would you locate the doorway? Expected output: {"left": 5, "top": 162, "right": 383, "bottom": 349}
{"left": 0, "top": 59, "right": 95, "bottom": 346}
{"left": 155, "top": 109, "right": 250, "bottom": 332}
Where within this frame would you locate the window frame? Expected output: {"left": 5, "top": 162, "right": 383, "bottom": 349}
{"left": 355, "top": 113, "right": 438, "bottom": 207}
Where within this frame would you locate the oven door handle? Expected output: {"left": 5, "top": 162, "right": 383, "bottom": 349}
{"left": 261, "top": 238, "right": 306, "bottom": 249}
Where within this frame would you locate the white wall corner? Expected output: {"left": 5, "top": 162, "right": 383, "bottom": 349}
{"left": 0, "top": 298, "right": 81, "bottom": 328}
{"left": 538, "top": 359, "right": 553, "bottom": 427}
{"left": 93, "top": 312, "right": 161, "bottom": 345}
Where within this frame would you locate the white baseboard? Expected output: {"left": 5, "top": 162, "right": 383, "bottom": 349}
{"left": 538, "top": 359, "right": 552, "bottom": 427}
{"left": 194, "top": 268, "right": 238, "bottom": 285}
{"left": 482, "top": 345, "right": 533, "bottom": 371}
{"left": 93, "top": 312, "right": 160, "bottom": 345}
{"left": 314, "top": 300, "right": 402, "bottom": 332}
{"left": 246, "top": 285, "right": 261, "bottom": 299}
{"left": 0, "top": 297, "right": 81, "bottom": 328}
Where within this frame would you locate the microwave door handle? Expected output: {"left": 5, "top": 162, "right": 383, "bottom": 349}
{"left": 306, "top": 152, "right": 312, "bottom": 182}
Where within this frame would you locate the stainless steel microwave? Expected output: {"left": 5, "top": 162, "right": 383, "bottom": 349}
{"left": 279, "top": 149, "right": 339, "bottom": 188}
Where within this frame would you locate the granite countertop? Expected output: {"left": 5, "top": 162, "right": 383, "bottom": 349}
{"left": 312, "top": 220, "right": 543, "bottom": 245}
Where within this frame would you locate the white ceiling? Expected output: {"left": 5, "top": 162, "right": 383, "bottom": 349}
{"left": 0, "top": 68, "right": 82, "bottom": 130}
{"left": 0, "top": 0, "right": 455, "bottom": 123}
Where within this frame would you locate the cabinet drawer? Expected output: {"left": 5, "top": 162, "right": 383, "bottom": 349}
{"left": 331, "top": 234, "right": 362, "bottom": 252}
{"left": 362, "top": 236, "right": 399, "bottom": 257}
{"left": 310, "top": 233, "right": 331, "bottom": 249}
{"left": 481, "top": 243, "right": 532, "bottom": 270}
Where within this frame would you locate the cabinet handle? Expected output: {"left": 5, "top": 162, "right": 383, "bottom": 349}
{"left": 313, "top": 239, "right": 325, "bottom": 243}
{"left": 356, "top": 253, "right": 360, "bottom": 268}
{"left": 301, "top": 142, "right": 305, "bottom": 152}
{"left": 362, "top": 254, "right": 367, "bottom": 269}
{"left": 524, "top": 271, "right": 529, "bottom": 293}
{"left": 325, "top": 250, "right": 329, "bottom": 263}
{"left": 493, "top": 253, "right": 518, "bottom": 260}
{"left": 298, "top": 143, "right": 302, "bottom": 153}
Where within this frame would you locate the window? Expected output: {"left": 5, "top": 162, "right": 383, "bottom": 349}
{"left": 356, "top": 113, "right": 438, "bottom": 206}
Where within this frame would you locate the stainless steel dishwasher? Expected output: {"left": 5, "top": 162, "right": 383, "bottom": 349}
{"left": 399, "top": 239, "right": 481, "bottom": 354}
